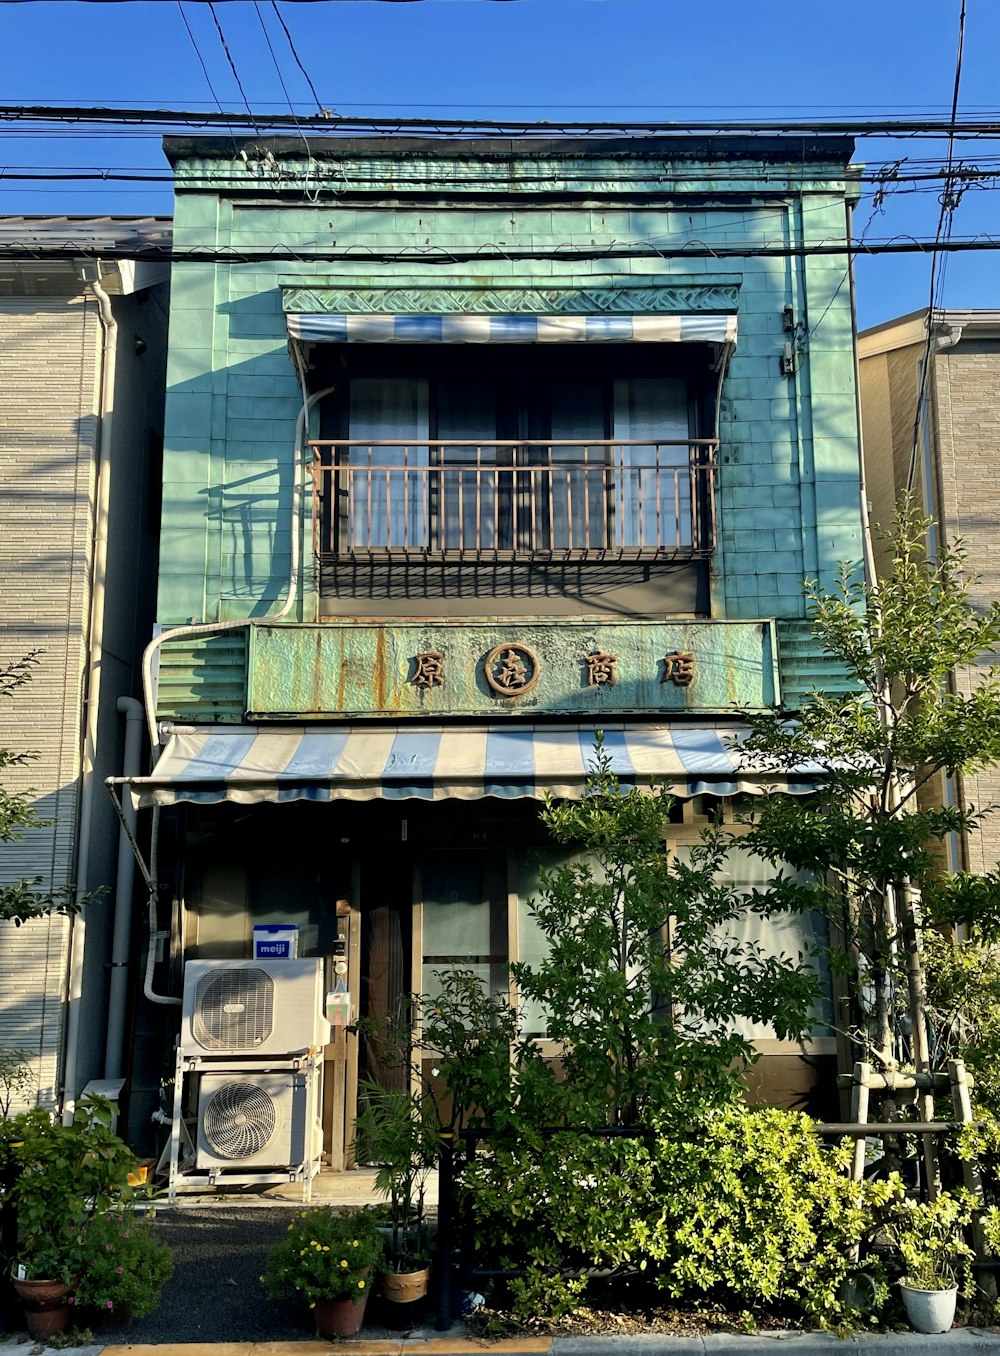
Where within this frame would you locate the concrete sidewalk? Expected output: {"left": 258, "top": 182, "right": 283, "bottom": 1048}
{"left": 3, "top": 1330, "right": 1000, "bottom": 1355}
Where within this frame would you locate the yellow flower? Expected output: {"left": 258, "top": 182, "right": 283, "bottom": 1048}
{"left": 322, "top": 1246, "right": 330, "bottom": 1252}
{"left": 358, "top": 1280, "right": 365, "bottom": 1289}
{"left": 340, "top": 1260, "right": 348, "bottom": 1269}
{"left": 352, "top": 1240, "right": 359, "bottom": 1248}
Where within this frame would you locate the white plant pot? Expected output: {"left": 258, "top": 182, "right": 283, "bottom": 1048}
{"left": 899, "top": 1281, "right": 958, "bottom": 1334}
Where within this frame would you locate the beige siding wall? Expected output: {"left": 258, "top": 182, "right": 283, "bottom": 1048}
{"left": 0, "top": 296, "right": 100, "bottom": 1104}
{"left": 931, "top": 347, "right": 1000, "bottom": 875}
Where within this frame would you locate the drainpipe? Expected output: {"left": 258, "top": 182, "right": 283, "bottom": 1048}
{"left": 62, "top": 268, "right": 116, "bottom": 1123}
{"left": 143, "top": 807, "right": 181, "bottom": 1005}
{"left": 103, "top": 697, "right": 145, "bottom": 1077}
{"left": 140, "top": 379, "right": 337, "bottom": 751}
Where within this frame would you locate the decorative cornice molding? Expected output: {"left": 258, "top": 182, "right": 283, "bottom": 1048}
{"left": 280, "top": 282, "right": 741, "bottom": 316}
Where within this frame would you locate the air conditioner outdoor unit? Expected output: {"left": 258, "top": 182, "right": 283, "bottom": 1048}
{"left": 195, "top": 1070, "right": 318, "bottom": 1171}
{"left": 181, "top": 958, "right": 330, "bottom": 1058}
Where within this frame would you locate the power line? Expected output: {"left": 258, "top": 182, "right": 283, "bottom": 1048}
{"left": 908, "top": 0, "right": 968, "bottom": 488}
{"left": 175, "top": 0, "right": 243, "bottom": 155}
{"left": 207, "top": 2, "right": 262, "bottom": 135}
{"left": 252, "top": 0, "right": 312, "bottom": 155}
{"left": 4, "top": 104, "right": 1000, "bottom": 137}
{"left": 4, "top": 237, "right": 1000, "bottom": 265}
{"left": 270, "top": 1, "right": 327, "bottom": 117}
{"left": 5, "top": 167, "right": 996, "bottom": 189}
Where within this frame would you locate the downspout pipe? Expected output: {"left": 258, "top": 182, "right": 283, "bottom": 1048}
{"left": 62, "top": 268, "right": 116, "bottom": 1123}
{"left": 140, "top": 376, "right": 337, "bottom": 751}
{"left": 103, "top": 697, "right": 144, "bottom": 1078}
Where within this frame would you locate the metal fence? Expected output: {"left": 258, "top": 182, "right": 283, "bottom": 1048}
{"left": 310, "top": 439, "right": 718, "bottom": 562}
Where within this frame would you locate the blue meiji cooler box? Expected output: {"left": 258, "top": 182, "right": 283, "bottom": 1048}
{"left": 252, "top": 924, "right": 299, "bottom": 959}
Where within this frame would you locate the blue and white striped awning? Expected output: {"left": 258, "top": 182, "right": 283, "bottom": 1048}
{"left": 127, "top": 724, "right": 817, "bottom": 809}
{"left": 286, "top": 313, "right": 738, "bottom": 346}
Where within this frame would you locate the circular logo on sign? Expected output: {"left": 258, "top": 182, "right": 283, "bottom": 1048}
{"left": 483, "top": 643, "right": 540, "bottom": 697}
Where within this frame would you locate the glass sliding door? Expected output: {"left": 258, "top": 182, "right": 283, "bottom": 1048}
{"left": 419, "top": 851, "right": 508, "bottom": 1003}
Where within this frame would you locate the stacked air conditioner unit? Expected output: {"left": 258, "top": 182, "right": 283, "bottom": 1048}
{"left": 170, "top": 959, "right": 330, "bottom": 1196}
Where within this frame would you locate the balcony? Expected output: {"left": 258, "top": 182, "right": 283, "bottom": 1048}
{"left": 310, "top": 439, "right": 718, "bottom": 563}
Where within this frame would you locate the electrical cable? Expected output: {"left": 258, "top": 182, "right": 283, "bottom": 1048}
{"left": 252, "top": 0, "right": 312, "bottom": 157}
{"left": 2, "top": 104, "right": 1000, "bottom": 137}
{"left": 908, "top": 0, "right": 968, "bottom": 488}
{"left": 207, "top": 1, "right": 262, "bottom": 136}
{"left": 270, "top": 1, "right": 327, "bottom": 117}
{"left": 3, "top": 236, "right": 1000, "bottom": 264}
{"left": 175, "top": 1, "right": 242, "bottom": 155}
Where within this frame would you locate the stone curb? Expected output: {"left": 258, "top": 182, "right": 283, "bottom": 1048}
{"left": 553, "top": 1332, "right": 1000, "bottom": 1354}
{"left": 2, "top": 1333, "right": 1000, "bottom": 1356}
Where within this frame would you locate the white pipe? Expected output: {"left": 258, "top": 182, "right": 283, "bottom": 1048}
{"left": 103, "top": 697, "right": 144, "bottom": 1077}
{"left": 140, "top": 378, "right": 336, "bottom": 750}
{"left": 62, "top": 272, "right": 117, "bottom": 1123}
{"left": 144, "top": 807, "right": 180, "bottom": 1006}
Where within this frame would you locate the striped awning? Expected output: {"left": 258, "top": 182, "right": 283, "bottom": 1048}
{"left": 125, "top": 724, "right": 818, "bottom": 809}
{"left": 286, "top": 313, "right": 738, "bottom": 346}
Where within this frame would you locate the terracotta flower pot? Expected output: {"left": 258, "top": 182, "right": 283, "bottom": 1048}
{"left": 11, "top": 1276, "right": 73, "bottom": 1338}
{"left": 312, "top": 1290, "right": 371, "bottom": 1339}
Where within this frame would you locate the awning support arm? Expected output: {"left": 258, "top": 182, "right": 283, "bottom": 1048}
{"left": 104, "top": 778, "right": 154, "bottom": 893}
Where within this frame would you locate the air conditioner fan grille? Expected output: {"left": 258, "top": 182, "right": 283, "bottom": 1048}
{"left": 202, "top": 1081, "right": 278, "bottom": 1159}
{"left": 193, "top": 967, "right": 274, "bottom": 1050}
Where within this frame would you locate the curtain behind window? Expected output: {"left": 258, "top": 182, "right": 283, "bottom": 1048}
{"left": 348, "top": 378, "right": 429, "bottom": 548}
{"left": 613, "top": 378, "right": 690, "bottom": 549}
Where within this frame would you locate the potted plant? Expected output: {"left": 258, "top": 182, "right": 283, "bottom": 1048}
{"left": 5, "top": 1094, "right": 136, "bottom": 1336}
{"left": 71, "top": 1208, "right": 173, "bottom": 1331}
{"left": 262, "top": 1206, "right": 383, "bottom": 1338}
{"left": 885, "top": 1189, "right": 974, "bottom": 1334}
{"left": 354, "top": 1079, "right": 439, "bottom": 1323}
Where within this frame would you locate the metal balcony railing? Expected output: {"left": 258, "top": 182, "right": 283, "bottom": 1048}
{"left": 310, "top": 439, "right": 718, "bottom": 562}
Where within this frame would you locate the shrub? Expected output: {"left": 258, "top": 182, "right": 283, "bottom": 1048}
{"left": 73, "top": 1210, "right": 173, "bottom": 1319}
{"left": 463, "top": 1105, "right": 901, "bottom": 1327}
{"left": 262, "top": 1207, "right": 383, "bottom": 1305}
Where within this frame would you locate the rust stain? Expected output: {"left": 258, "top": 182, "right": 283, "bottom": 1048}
{"left": 373, "top": 627, "right": 387, "bottom": 712}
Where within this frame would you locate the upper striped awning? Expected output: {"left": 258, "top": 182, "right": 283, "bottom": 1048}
{"left": 123, "top": 724, "right": 819, "bottom": 810}
{"left": 285, "top": 313, "right": 738, "bottom": 346}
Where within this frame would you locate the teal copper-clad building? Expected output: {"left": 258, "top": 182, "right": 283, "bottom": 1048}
{"left": 120, "top": 134, "right": 866, "bottom": 1177}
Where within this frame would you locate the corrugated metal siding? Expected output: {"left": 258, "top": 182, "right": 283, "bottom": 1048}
{"left": 775, "top": 619, "right": 862, "bottom": 711}
{"left": 0, "top": 295, "right": 101, "bottom": 1104}
{"left": 156, "top": 631, "right": 250, "bottom": 724}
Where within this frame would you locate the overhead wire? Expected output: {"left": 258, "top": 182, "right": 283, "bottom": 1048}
{"left": 207, "top": 1, "right": 262, "bottom": 136}
{"left": 270, "top": 1, "right": 327, "bottom": 117}
{"left": 3, "top": 104, "right": 1000, "bottom": 137}
{"left": 3, "top": 236, "right": 1000, "bottom": 265}
{"left": 908, "top": 0, "right": 968, "bottom": 488}
{"left": 175, "top": 1, "right": 242, "bottom": 155}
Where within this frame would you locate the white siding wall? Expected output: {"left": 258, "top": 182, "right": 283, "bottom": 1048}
{"left": 0, "top": 295, "right": 101, "bottom": 1105}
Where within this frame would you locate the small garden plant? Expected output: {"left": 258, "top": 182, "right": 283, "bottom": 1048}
{"left": 263, "top": 1207, "right": 383, "bottom": 1306}
{"left": 885, "top": 1190, "right": 975, "bottom": 1294}
{"left": 72, "top": 1209, "right": 173, "bottom": 1319}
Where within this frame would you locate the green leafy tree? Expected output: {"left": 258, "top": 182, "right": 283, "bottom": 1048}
{"left": 0, "top": 652, "right": 81, "bottom": 925}
{"left": 511, "top": 740, "right": 822, "bottom": 1127}
{"left": 737, "top": 499, "right": 1000, "bottom": 1076}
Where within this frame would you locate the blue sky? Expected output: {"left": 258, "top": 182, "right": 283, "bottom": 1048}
{"left": 2, "top": 0, "right": 998, "bottom": 328}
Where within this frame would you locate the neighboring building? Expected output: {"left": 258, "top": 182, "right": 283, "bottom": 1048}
{"left": 0, "top": 218, "right": 169, "bottom": 1115}
{"left": 120, "top": 134, "right": 867, "bottom": 1173}
{"left": 858, "top": 307, "right": 1000, "bottom": 879}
